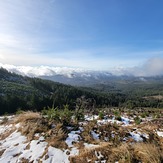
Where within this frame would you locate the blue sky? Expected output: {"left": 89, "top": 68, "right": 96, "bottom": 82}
{"left": 0, "top": 0, "right": 163, "bottom": 70}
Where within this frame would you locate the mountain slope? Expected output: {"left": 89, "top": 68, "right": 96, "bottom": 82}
{"left": 0, "top": 68, "right": 120, "bottom": 115}
{"left": 1, "top": 67, "right": 163, "bottom": 116}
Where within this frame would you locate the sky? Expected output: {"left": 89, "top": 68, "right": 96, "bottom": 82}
{"left": 0, "top": 0, "right": 163, "bottom": 75}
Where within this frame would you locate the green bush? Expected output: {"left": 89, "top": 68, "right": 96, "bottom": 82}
{"left": 60, "top": 105, "right": 73, "bottom": 125}
{"left": 98, "top": 111, "right": 104, "bottom": 120}
{"left": 115, "top": 116, "right": 122, "bottom": 121}
{"left": 73, "top": 110, "right": 84, "bottom": 123}
{"left": 134, "top": 116, "right": 142, "bottom": 125}
{"left": 114, "top": 110, "right": 120, "bottom": 117}
{"left": 42, "top": 106, "right": 60, "bottom": 121}
{"left": 41, "top": 105, "right": 73, "bottom": 125}
{"left": 16, "top": 108, "right": 24, "bottom": 115}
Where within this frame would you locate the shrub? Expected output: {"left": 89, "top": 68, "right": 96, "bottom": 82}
{"left": 98, "top": 111, "right": 104, "bottom": 120}
{"left": 115, "top": 116, "right": 122, "bottom": 121}
{"left": 16, "top": 108, "right": 24, "bottom": 115}
{"left": 42, "top": 106, "right": 60, "bottom": 122}
{"left": 114, "top": 110, "right": 120, "bottom": 117}
{"left": 134, "top": 116, "right": 142, "bottom": 125}
{"left": 73, "top": 110, "right": 84, "bottom": 123}
{"left": 42, "top": 105, "right": 73, "bottom": 125}
{"left": 60, "top": 105, "right": 73, "bottom": 125}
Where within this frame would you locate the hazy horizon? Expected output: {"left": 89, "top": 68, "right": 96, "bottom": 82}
{"left": 1, "top": 57, "right": 163, "bottom": 77}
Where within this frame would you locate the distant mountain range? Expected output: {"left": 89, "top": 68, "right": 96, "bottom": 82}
{"left": 1, "top": 63, "right": 163, "bottom": 86}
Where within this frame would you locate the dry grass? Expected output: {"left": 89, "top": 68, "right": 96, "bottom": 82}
{"left": 110, "top": 143, "right": 133, "bottom": 163}
{"left": 0, "top": 149, "right": 6, "bottom": 157}
{"left": 16, "top": 111, "right": 49, "bottom": 141}
{"left": 1, "top": 109, "right": 162, "bottom": 162}
{"left": 14, "top": 111, "right": 41, "bottom": 123}
{"left": 70, "top": 142, "right": 112, "bottom": 163}
{"left": 0, "top": 116, "right": 9, "bottom": 124}
{"left": 140, "top": 123, "right": 159, "bottom": 131}
{"left": 81, "top": 121, "right": 98, "bottom": 144}
{"left": 18, "top": 119, "right": 48, "bottom": 141}
{"left": 20, "top": 158, "right": 30, "bottom": 163}
{"left": 46, "top": 123, "right": 68, "bottom": 149}
{"left": 70, "top": 142, "right": 163, "bottom": 163}
{"left": 13, "top": 111, "right": 68, "bottom": 149}
{"left": 133, "top": 143, "right": 163, "bottom": 163}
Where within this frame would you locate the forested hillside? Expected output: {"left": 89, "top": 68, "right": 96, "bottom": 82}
{"left": 1, "top": 68, "right": 163, "bottom": 115}
{"left": 0, "top": 68, "right": 124, "bottom": 115}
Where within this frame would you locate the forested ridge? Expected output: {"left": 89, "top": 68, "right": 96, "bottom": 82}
{"left": 0, "top": 68, "right": 123, "bottom": 115}
{"left": 0, "top": 68, "right": 163, "bottom": 115}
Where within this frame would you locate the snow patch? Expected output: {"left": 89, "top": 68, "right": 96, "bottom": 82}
{"left": 42, "top": 146, "right": 70, "bottom": 163}
{"left": 85, "top": 115, "right": 99, "bottom": 121}
{"left": 121, "top": 117, "right": 130, "bottom": 125}
{"left": 157, "top": 131, "right": 163, "bottom": 137}
{"left": 130, "top": 132, "right": 143, "bottom": 142}
{"left": 91, "top": 130, "right": 99, "bottom": 140}
{"left": 66, "top": 130, "right": 81, "bottom": 147}
{"left": 0, "top": 131, "right": 27, "bottom": 163}
{"left": 0, "top": 124, "right": 13, "bottom": 135}
{"left": 84, "top": 143, "right": 100, "bottom": 148}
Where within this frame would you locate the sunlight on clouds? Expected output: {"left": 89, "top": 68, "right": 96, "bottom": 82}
{"left": 1, "top": 58, "right": 163, "bottom": 77}
{"left": 0, "top": 63, "right": 86, "bottom": 77}
{"left": 112, "top": 58, "right": 163, "bottom": 77}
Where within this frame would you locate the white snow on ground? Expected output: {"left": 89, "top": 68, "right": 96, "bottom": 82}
{"left": 0, "top": 124, "right": 13, "bottom": 135}
{"left": 121, "top": 117, "right": 130, "bottom": 125}
{"left": 85, "top": 114, "right": 131, "bottom": 126}
{"left": 19, "top": 138, "right": 48, "bottom": 162}
{"left": 0, "top": 115, "right": 14, "bottom": 123}
{"left": 84, "top": 143, "right": 100, "bottom": 148}
{"left": 95, "top": 151, "right": 104, "bottom": 159}
{"left": 157, "top": 131, "right": 163, "bottom": 137}
{"left": 130, "top": 132, "right": 143, "bottom": 142}
{"left": 15, "top": 123, "right": 21, "bottom": 129}
{"left": 65, "top": 130, "right": 80, "bottom": 158}
{"left": 0, "top": 124, "right": 79, "bottom": 163}
{"left": 85, "top": 115, "right": 99, "bottom": 121}
{"left": 66, "top": 130, "right": 81, "bottom": 147}
{"left": 0, "top": 131, "right": 27, "bottom": 163}
{"left": 42, "top": 146, "right": 70, "bottom": 163}
{"left": 97, "top": 117, "right": 122, "bottom": 125}
{"left": 0, "top": 116, "right": 4, "bottom": 123}
{"left": 141, "top": 133, "right": 149, "bottom": 139}
{"left": 91, "top": 130, "right": 99, "bottom": 140}
{"left": 96, "top": 161, "right": 106, "bottom": 163}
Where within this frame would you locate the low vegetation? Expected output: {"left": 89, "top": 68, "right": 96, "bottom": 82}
{"left": 1, "top": 105, "right": 163, "bottom": 162}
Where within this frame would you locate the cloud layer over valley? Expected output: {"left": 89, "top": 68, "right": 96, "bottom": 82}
{"left": 1, "top": 58, "right": 163, "bottom": 78}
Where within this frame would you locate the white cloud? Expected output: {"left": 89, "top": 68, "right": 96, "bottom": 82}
{"left": 133, "top": 58, "right": 163, "bottom": 76}
{"left": 1, "top": 58, "right": 163, "bottom": 77}
{"left": 0, "top": 63, "right": 86, "bottom": 77}
{"left": 112, "top": 58, "right": 163, "bottom": 77}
